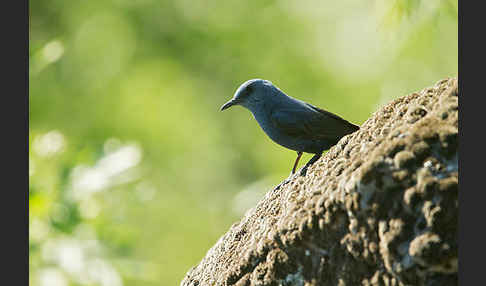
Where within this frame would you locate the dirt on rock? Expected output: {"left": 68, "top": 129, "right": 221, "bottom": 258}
{"left": 181, "top": 78, "right": 458, "bottom": 286}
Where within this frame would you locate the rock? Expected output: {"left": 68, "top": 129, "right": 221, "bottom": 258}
{"left": 181, "top": 78, "right": 458, "bottom": 286}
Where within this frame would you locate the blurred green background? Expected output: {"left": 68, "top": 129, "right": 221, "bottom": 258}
{"left": 29, "top": 0, "right": 457, "bottom": 285}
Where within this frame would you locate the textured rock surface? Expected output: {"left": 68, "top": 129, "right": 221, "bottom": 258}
{"left": 181, "top": 78, "right": 458, "bottom": 286}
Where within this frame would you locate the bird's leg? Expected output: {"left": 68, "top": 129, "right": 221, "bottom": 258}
{"left": 280, "top": 151, "right": 303, "bottom": 185}
{"left": 291, "top": 151, "right": 303, "bottom": 174}
{"left": 299, "top": 152, "right": 323, "bottom": 176}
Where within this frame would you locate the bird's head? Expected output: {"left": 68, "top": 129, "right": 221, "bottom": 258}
{"left": 220, "top": 79, "right": 275, "bottom": 111}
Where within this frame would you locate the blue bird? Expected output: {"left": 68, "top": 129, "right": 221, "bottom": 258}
{"left": 221, "top": 79, "right": 359, "bottom": 175}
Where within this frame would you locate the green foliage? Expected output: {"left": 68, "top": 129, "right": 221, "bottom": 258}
{"left": 30, "top": 0, "right": 457, "bottom": 285}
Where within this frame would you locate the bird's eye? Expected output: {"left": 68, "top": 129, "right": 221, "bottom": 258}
{"left": 245, "top": 85, "right": 253, "bottom": 95}
{"left": 240, "top": 86, "right": 253, "bottom": 99}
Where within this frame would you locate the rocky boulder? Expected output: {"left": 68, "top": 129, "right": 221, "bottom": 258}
{"left": 181, "top": 78, "right": 458, "bottom": 286}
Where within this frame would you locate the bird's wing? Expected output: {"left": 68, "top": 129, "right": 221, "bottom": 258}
{"left": 270, "top": 103, "right": 359, "bottom": 141}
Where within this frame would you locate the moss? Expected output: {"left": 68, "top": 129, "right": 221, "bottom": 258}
{"left": 394, "top": 151, "right": 416, "bottom": 169}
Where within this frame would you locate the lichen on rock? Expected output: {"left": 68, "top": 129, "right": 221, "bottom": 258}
{"left": 181, "top": 78, "right": 458, "bottom": 286}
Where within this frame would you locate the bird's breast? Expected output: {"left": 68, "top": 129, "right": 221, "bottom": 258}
{"left": 251, "top": 109, "right": 320, "bottom": 153}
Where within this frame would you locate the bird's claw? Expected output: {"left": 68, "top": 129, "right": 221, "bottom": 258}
{"left": 298, "top": 166, "right": 309, "bottom": 176}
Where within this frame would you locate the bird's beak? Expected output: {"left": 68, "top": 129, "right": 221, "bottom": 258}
{"left": 220, "top": 99, "right": 236, "bottom": 111}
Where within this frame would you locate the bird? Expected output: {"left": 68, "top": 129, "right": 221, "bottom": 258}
{"left": 220, "top": 79, "right": 359, "bottom": 175}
